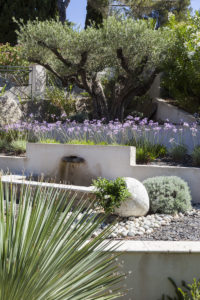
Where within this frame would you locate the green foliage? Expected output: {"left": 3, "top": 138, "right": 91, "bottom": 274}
{"left": 162, "top": 277, "right": 200, "bottom": 300}
{"left": 143, "top": 176, "right": 192, "bottom": 214}
{"left": 136, "top": 147, "right": 156, "bottom": 164}
{"left": 192, "top": 145, "right": 200, "bottom": 166}
{"left": 162, "top": 13, "right": 200, "bottom": 113}
{"left": 45, "top": 83, "right": 76, "bottom": 117}
{"left": 0, "top": 179, "right": 124, "bottom": 299}
{"left": 169, "top": 144, "right": 188, "bottom": 162}
{"left": 0, "top": 139, "right": 9, "bottom": 153}
{"left": 10, "top": 139, "right": 26, "bottom": 154}
{"left": 0, "top": 139, "right": 26, "bottom": 155}
{"left": 121, "top": 0, "right": 190, "bottom": 26}
{"left": 130, "top": 142, "right": 167, "bottom": 164}
{"left": 0, "top": 43, "right": 27, "bottom": 66}
{"left": 0, "top": 85, "right": 6, "bottom": 96}
{"left": 17, "top": 17, "right": 172, "bottom": 120}
{"left": 39, "top": 139, "right": 61, "bottom": 144}
{"left": 0, "top": 0, "right": 58, "bottom": 44}
{"left": 85, "top": 0, "right": 109, "bottom": 28}
{"left": 93, "top": 177, "right": 131, "bottom": 214}
{"left": 66, "top": 139, "right": 108, "bottom": 145}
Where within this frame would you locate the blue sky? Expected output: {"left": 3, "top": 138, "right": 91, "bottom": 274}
{"left": 67, "top": 0, "right": 200, "bottom": 28}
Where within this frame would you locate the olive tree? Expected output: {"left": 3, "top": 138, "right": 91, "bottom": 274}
{"left": 17, "top": 17, "right": 172, "bottom": 120}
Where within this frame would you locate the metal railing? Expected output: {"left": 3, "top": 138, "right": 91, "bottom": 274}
{"left": 0, "top": 66, "right": 33, "bottom": 101}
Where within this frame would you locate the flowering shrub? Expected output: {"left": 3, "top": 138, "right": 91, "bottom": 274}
{"left": 0, "top": 43, "right": 27, "bottom": 66}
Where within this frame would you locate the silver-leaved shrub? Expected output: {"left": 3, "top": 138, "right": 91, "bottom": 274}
{"left": 143, "top": 176, "right": 192, "bottom": 214}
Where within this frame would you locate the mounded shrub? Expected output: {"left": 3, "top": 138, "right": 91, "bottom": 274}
{"left": 143, "top": 176, "right": 192, "bottom": 214}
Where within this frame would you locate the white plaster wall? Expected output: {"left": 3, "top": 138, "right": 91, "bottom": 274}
{"left": 0, "top": 144, "right": 200, "bottom": 203}
{"left": 113, "top": 241, "right": 200, "bottom": 300}
{"left": 154, "top": 98, "right": 196, "bottom": 124}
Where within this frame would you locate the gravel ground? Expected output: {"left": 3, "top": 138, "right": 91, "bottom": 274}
{"left": 90, "top": 205, "right": 200, "bottom": 241}
{"left": 133, "top": 206, "right": 200, "bottom": 241}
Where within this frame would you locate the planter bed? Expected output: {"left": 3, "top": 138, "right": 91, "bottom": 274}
{"left": 1, "top": 175, "right": 199, "bottom": 241}
{"left": 1, "top": 143, "right": 200, "bottom": 203}
{"left": 2, "top": 175, "right": 200, "bottom": 300}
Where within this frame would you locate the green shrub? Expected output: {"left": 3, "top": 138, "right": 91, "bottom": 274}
{"left": 136, "top": 143, "right": 167, "bottom": 164}
{"left": 162, "top": 278, "right": 200, "bottom": 300}
{"left": 192, "top": 145, "right": 200, "bottom": 167}
{"left": 136, "top": 147, "right": 155, "bottom": 164}
{"left": 0, "top": 43, "right": 27, "bottom": 66}
{"left": 143, "top": 176, "right": 192, "bottom": 214}
{"left": 169, "top": 144, "right": 188, "bottom": 162}
{"left": 10, "top": 140, "right": 26, "bottom": 154}
{"left": 0, "top": 139, "right": 9, "bottom": 152}
{"left": 45, "top": 83, "right": 76, "bottom": 117}
{"left": 93, "top": 177, "right": 131, "bottom": 214}
{"left": 0, "top": 179, "right": 124, "bottom": 299}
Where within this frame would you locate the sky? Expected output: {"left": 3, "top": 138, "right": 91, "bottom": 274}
{"left": 67, "top": 0, "right": 200, "bottom": 28}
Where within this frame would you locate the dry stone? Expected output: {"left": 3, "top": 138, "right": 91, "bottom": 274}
{"left": 0, "top": 96, "right": 22, "bottom": 126}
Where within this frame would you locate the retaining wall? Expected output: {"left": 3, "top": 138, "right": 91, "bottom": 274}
{"left": 0, "top": 143, "right": 200, "bottom": 203}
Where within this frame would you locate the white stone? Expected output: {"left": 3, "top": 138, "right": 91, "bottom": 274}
{"left": 128, "top": 231, "right": 136, "bottom": 237}
{"left": 0, "top": 96, "right": 22, "bottom": 126}
{"left": 114, "top": 177, "right": 149, "bottom": 217}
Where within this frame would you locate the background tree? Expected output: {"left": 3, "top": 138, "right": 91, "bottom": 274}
{"left": 161, "top": 12, "right": 200, "bottom": 113}
{"left": 0, "top": 0, "right": 58, "bottom": 45}
{"left": 18, "top": 17, "right": 173, "bottom": 121}
{"left": 85, "top": 0, "right": 110, "bottom": 28}
{"left": 111, "top": 0, "right": 191, "bottom": 27}
{"left": 57, "top": 0, "right": 71, "bottom": 23}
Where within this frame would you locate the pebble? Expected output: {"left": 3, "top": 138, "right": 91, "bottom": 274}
{"left": 66, "top": 208, "right": 199, "bottom": 239}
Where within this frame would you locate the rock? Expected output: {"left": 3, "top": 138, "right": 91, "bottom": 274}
{"left": 114, "top": 177, "right": 149, "bottom": 217}
{"left": 0, "top": 96, "right": 22, "bottom": 126}
{"left": 128, "top": 231, "right": 136, "bottom": 237}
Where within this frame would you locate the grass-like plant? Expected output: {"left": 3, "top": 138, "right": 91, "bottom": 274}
{"left": 10, "top": 139, "right": 26, "bottom": 154}
{"left": 162, "top": 277, "right": 200, "bottom": 300}
{"left": 192, "top": 145, "right": 200, "bottom": 166}
{"left": 135, "top": 143, "right": 167, "bottom": 164}
{"left": 169, "top": 144, "right": 188, "bottom": 162}
{"left": 0, "top": 180, "right": 124, "bottom": 299}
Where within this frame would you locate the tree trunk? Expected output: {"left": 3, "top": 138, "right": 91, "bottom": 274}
{"left": 91, "top": 78, "right": 109, "bottom": 120}
{"left": 57, "top": 0, "right": 70, "bottom": 23}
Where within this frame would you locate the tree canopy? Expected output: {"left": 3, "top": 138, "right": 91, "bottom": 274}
{"left": 85, "top": 0, "right": 110, "bottom": 28}
{"left": 0, "top": 0, "right": 58, "bottom": 45}
{"left": 161, "top": 12, "right": 200, "bottom": 113}
{"left": 17, "top": 17, "right": 173, "bottom": 120}
{"left": 111, "top": 0, "right": 191, "bottom": 27}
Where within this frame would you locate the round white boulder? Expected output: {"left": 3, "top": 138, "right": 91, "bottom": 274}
{"left": 114, "top": 177, "right": 149, "bottom": 217}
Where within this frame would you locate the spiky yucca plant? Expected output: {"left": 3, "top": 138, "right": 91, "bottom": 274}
{"left": 0, "top": 180, "right": 124, "bottom": 300}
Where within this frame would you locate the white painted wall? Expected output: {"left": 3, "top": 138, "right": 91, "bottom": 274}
{"left": 0, "top": 143, "right": 200, "bottom": 203}
{"left": 112, "top": 241, "right": 200, "bottom": 300}
{"left": 154, "top": 98, "right": 196, "bottom": 124}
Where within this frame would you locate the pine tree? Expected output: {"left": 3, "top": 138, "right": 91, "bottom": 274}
{"left": 85, "top": 0, "right": 109, "bottom": 28}
{"left": 0, "top": 0, "right": 58, "bottom": 45}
